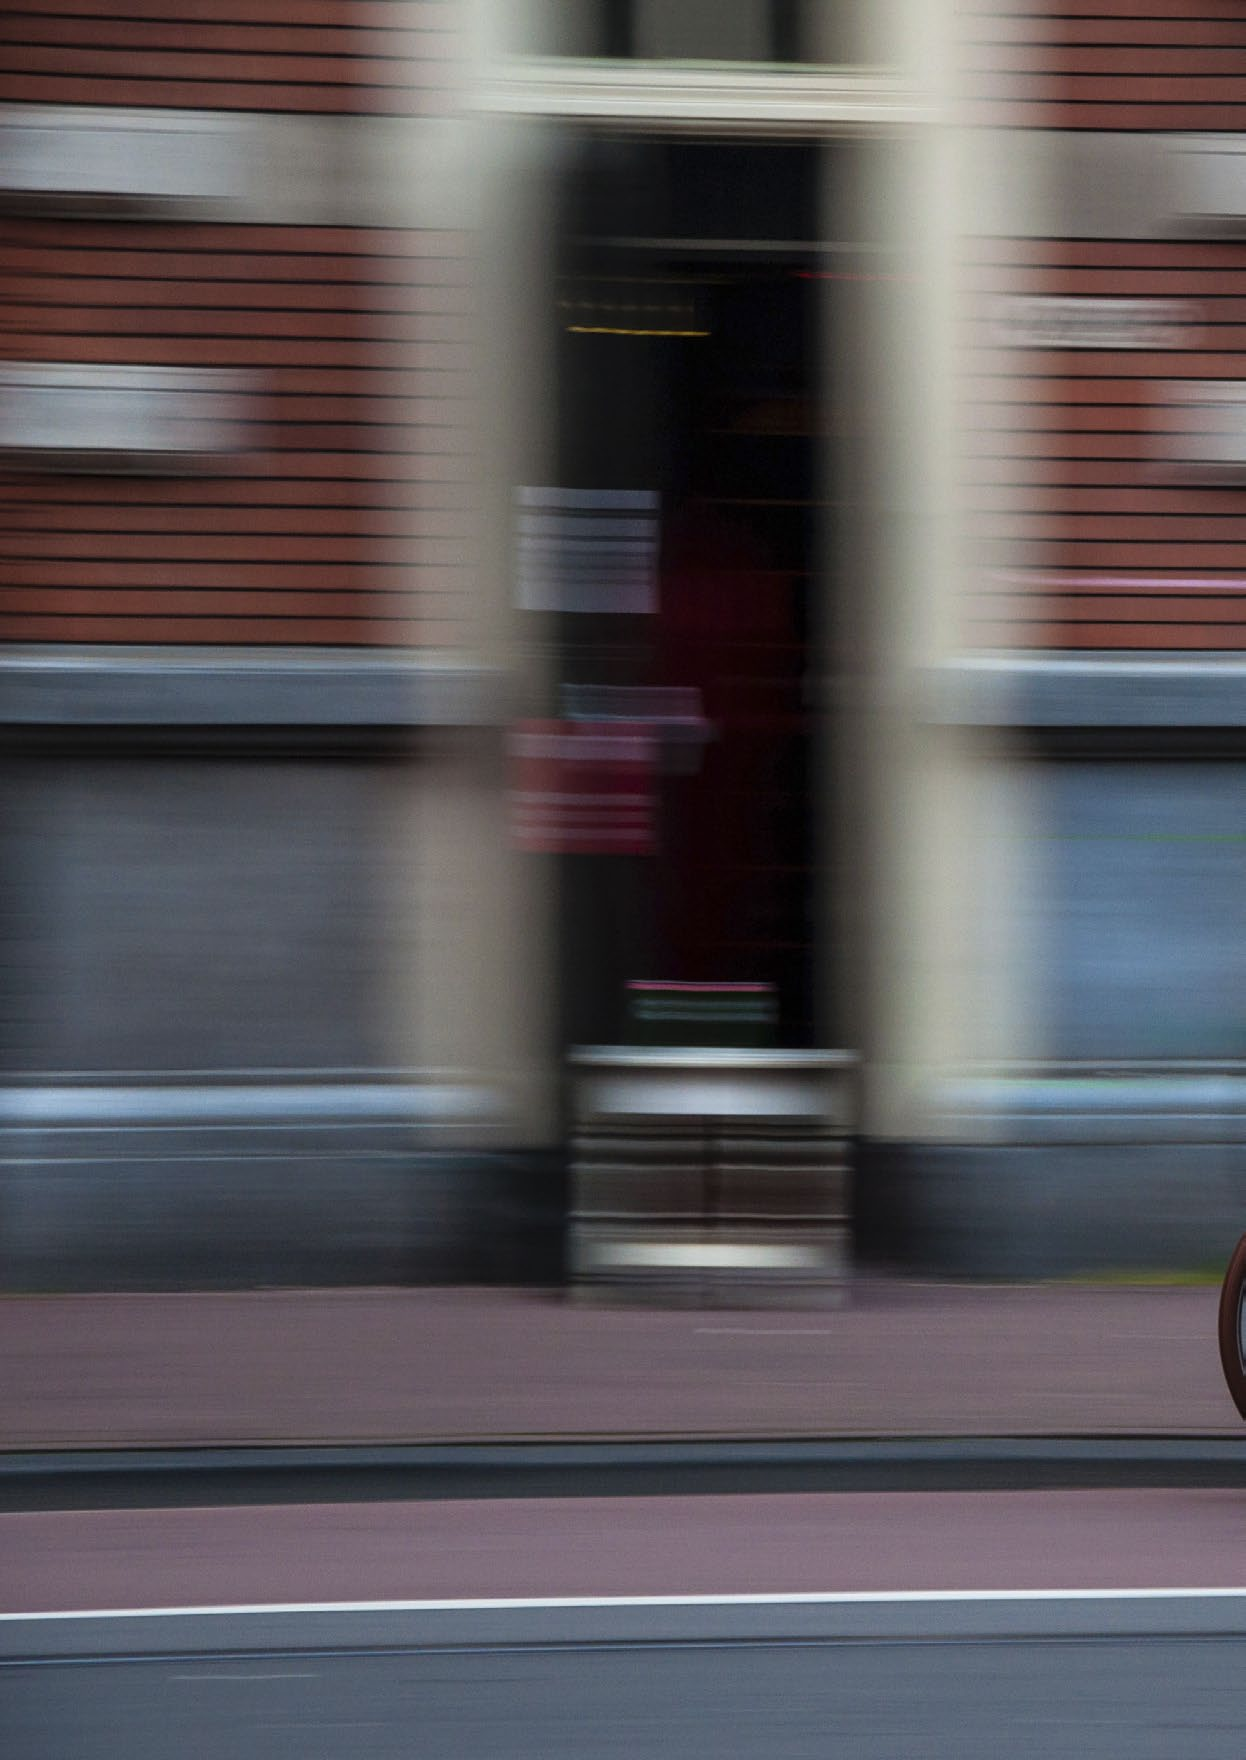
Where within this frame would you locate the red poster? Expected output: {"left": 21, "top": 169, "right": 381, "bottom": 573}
{"left": 509, "top": 721, "right": 656, "bottom": 855}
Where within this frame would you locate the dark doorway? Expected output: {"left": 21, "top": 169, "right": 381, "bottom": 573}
{"left": 543, "top": 136, "right": 828, "bottom": 1052}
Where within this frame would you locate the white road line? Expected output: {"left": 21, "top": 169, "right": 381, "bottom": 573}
{"left": 6, "top": 1588, "right": 1246, "bottom": 1621}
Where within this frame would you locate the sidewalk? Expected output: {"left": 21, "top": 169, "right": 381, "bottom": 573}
{"left": 2, "top": 1279, "right": 1237, "bottom": 1448}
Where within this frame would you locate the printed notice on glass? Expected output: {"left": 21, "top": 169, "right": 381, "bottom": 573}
{"left": 515, "top": 487, "right": 660, "bottom": 615}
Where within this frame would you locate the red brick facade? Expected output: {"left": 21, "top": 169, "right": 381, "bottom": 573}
{"left": 0, "top": 2, "right": 470, "bottom": 647}
{"left": 966, "top": 0, "right": 1246, "bottom": 650}
{"left": 965, "top": 0, "right": 1246, "bottom": 129}
{"left": 0, "top": 0, "right": 460, "bottom": 116}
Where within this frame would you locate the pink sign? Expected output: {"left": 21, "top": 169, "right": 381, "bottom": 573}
{"left": 509, "top": 720, "right": 656, "bottom": 855}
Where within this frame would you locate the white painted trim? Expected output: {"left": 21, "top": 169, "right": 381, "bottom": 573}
{"left": 474, "top": 60, "right": 935, "bottom": 132}
{"left": 949, "top": 655, "right": 1246, "bottom": 678}
{"left": 928, "top": 653, "right": 1246, "bottom": 729}
{"left": 0, "top": 1081, "right": 504, "bottom": 1130}
{"left": 0, "top": 646, "right": 505, "bottom": 728}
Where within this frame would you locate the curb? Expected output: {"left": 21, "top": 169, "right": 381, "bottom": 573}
{"left": 6, "top": 1437, "right": 1246, "bottom": 1510}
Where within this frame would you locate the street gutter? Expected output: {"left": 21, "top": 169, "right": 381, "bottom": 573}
{"left": 5, "top": 1437, "right": 1246, "bottom": 1511}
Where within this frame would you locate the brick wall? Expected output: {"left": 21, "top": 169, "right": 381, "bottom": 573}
{"left": 965, "top": 0, "right": 1246, "bottom": 650}
{"left": 968, "top": 240, "right": 1246, "bottom": 649}
{"left": 0, "top": 1, "right": 472, "bottom": 648}
{"left": 0, "top": 0, "right": 460, "bottom": 116}
{"left": 965, "top": 0, "right": 1246, "bottom": 129}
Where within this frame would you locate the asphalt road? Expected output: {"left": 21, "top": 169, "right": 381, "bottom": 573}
{"left": 9, "top": 1482, "right": 1246, "bottom": 1756}
{"left": 7, "top": 1632, "right": 1246, "bottom": 1759}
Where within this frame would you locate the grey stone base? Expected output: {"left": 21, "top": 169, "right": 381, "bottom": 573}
{"left": 0, "top": 1147, "right": 566, "bottom": 1292}
{"left": 856, "top": 1139, "right": 1246, "bottom": 1278}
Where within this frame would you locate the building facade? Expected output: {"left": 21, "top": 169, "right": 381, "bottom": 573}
{"left": 1, "top": 0, "right": 1245, "bottom": 1284}
{"left": 0, "top": 2, "right": 559, "bottom": 1286}
{"left": 888, "top": 0, "right": 1246, "bottom": 1272}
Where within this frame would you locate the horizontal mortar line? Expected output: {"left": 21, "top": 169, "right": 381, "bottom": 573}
{"left": 1, "top": 25, "right": 453, "bottom": 43}
{"left": 0, "top": 528, "right": 473, "bottom": 536}
{"left": 0, "top": 48, "right": 454, "bottom": 67}
{"left": 0, "top": 502, "right": 478, "bottom": 509}
{"left": 3, "top": 265, "right": 470, "bottom": 278}
{"left": 0, "top": 326, "right": 474, "bottom": 334}
{"left": 0, "top": 74, "right": 455, "bottom": 91}
{"left": 0, "top": 566, "right": 465, "bottom": 578}
{"left": 0, "top": 75, "right": 448, "bottom": 89}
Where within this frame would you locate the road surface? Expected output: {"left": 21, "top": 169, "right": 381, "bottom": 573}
{"left": 7, "top": 1627, "right": 1246, "bottom": 1759}
{"left": 7, "top": 1486, "right": 1246, "bottom": 1756}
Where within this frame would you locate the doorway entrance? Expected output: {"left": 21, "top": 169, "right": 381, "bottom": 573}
{"left": 544, "top": 134, "right": 830, "bottom": 1052}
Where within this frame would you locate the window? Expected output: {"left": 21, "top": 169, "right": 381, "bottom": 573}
{"left": 535, "top": 1, "right": 839, "bottom": 66}
{"left": 1036, "top": 764, "right": 1246, "bottom": 1059}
